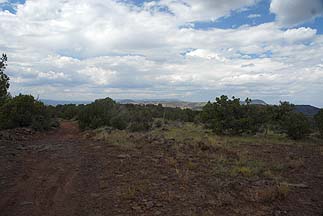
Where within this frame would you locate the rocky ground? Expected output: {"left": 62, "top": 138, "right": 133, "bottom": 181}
{"left": 0, "top": 121, "right": 322, "bottom": 216}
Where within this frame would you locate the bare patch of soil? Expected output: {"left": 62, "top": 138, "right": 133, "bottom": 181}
{"left": 0, "top": 121, "right": 322, "bottom": 215}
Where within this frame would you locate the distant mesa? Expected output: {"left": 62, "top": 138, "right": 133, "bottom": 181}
{"left": 117, "top": 99, "right": 182, "bottom": 104}
{"left": 117, "top": 99, "right": 205, "bottom": 110}
{"left": 240, "top": 99, "right": 267, "bottom": 106}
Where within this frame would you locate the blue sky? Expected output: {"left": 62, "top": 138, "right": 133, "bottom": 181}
{"left": 0, "top": 0, "right": 323, "bottom": 106}
{"left": 129, "top": 0, "right": 322, "bottom": 34}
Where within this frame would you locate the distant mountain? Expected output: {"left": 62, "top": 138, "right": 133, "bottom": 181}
{"left": 117, "top": 99, "right": 182, "bottom": 104}
{"left": 116, "top": 99, "right": 136, "bottom": 104}
{"left": 41, "top": 99, "right": 90, "bottom": 106}
{"left": 240, "top": 99, "right": 267, "bottom": 106}
{"left": 117, "top": 99, "right": 206, "bottom": 110}
{"left": 294, "top": 105, "right": 320, "bottom": 117}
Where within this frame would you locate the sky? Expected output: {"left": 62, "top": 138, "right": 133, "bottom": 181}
{"left": 0, "top": 0, "right": 323, "bottom": 106}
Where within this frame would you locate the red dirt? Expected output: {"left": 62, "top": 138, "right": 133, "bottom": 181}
{"left": 0, "top": 121, "right": 322, "bottom": 216}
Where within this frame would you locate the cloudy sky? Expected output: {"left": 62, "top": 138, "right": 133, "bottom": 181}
{"left": 1, "top": 0, "right": 323, "bottom": 106}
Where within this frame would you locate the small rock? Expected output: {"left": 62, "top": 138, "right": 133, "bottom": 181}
{"left": 154, "top": 211, "right": 162, "bottom": 215}
{"left": 132, "top": 205, "right": 141, "bottom": 211}
{"left": 161, "top": 176, "right": 168, "bottom": 180}
{"left": 91, "top": 193, "right": 101, "bottom": 198}
{"left": 145, "top": 201, "right": 154, "bottom": 209}
{"left": 117, "top": 154, "right": 130, "bottom": 159}
{"left": 273, "top": 210, "right": 287, "bottom": 216}
{"left": 155, "top": 203, "right": 163, "bottom": 207}
{"left": 100, "top": 180, "right": 109, "bottom": 189}
{"left": 20, "top": 201, "right": 33, "bottom": 206}
{"left": 284, "top": 183, "right": 309, "bottom": 189}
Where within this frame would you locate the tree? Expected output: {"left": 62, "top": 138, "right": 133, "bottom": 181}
{"left": 282, "top": 112, "right": 310, "bottom": 140}
{"left": 0, "top": 54, "right": 10, "bottom": 105}
{"left": 314, "top": 109, "right": 323, "bottom": 137}
{"left": 201, "top": 95, "right": 247, "bottom": 135}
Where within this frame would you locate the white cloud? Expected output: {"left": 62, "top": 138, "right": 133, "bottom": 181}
{"left": 0, "top": 0, "right": 322, "bottom": 106}
{"left": 283, "top": 27, "right": 317, "bottom": 43}
{"left": 270, "top": 0, "right": 323, "bottom": 26}
{"left": 186, "top": 49, "right": 227, "bottom": 62}
{"left": 247, "top": 14, "right": 261, "bottom": 18}
{"left": 153, "top": 0, "right": 259, "bottom": 22}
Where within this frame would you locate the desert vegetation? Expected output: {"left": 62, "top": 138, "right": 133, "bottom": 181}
{"left": 1, "top": 54, "right": 321, "bottom": 139}
{"left": 1, "top": 53, "right": 323, "bottom": 215}
{"left": 48, "top": 95, "right": 318, "bottom": 140}
{"left": 315, "top": 109, "right": 323, "bottom": 137}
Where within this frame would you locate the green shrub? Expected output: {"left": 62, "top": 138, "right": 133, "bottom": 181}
{"left": 78, "top": 98, "right": 156, "bottom": 132}
{"left": 282, "top": 112, "right": 310, "bottom": 140}
{"left": 128, "top": 109, "right": 153, "bottom": 132}
{"left": 314, "top": 109, "right": 323, "bottom": 137}
{"left": 31, "top": 115, "right": 51, "bottom": 131}
{"left": 55, "top": 104, "right": 81, "bottom": 120}
{"left": 0, "top": 94, "right": 51, "bottom": 130}
{"left": 201, "top": 96, "right": 266, "bottom": 135}
{"left": 110, "top": 114, "right": 128, "bottom": 130}
{"left": 155, "top": 119, "right": 163, "bottom": 128}
{"left": 50, "top": 119, "right": 60, "bottom": 128}
{"left": 78, "top": 97, "right": 117, "bottom": 129}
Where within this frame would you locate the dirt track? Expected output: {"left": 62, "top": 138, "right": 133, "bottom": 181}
{"left": 0, "top": 121, "right": 323, "bottom": 216}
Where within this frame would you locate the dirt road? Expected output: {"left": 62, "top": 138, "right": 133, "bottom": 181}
{"left": 0, "top": 121, "right": 322, "bottom": 216}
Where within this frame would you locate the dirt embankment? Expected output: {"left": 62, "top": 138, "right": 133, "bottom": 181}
{"left": 0, "top": 121, "right": 322, "bottom": 216}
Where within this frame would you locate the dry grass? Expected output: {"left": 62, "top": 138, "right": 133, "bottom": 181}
{"left": 287, "top": 158, "right": 305, "bottom": 170}
{"left": 231, "top": 166, "right": 253, "bottom": 177}
{"left": 118, "top": 180, "right": 150, "bottom": 200}
{"left": 175, "top": 167, "right": 190, "bottom": 186}
{"left": 276, "top": 183, "right": 290, "bottom": 199}
{"left": 84, "top": 127, "right": 136, "bottom": 149}
{"left": 166, "top": 156, "right": 177, "bottom": 168}
{"left": 251, "top": 184, "right": 290, "bottom": 203}
{"left": 319, "top": 146, "right": 323, "bottom": 156}
{"left": 230, "top": 159, "right": 267, "bottom": 178}
{"left": 187, "top": 160, "right": 198, "bottom": 170}
{"left": 121, "top": 185, "right": 137, "bottom": 200}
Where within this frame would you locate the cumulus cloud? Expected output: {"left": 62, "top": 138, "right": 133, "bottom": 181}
{"left": 283, "top": 27, "right": 317, "bottom": 43}
{"left": 0, "top": 0, "right": 322, "bottom": 106}
{"left": 186, "top": 49, "right": 227, "bottom": 62}
{"left": 270, "top": 0, "right": 323, "bottom": 26}
{"left": 153, "top": 0, "right": 259, "bottom": 22}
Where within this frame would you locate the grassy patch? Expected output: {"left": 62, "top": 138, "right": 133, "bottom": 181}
{"left": 152, "top": 122, "right": 211, "bottom": 143}
{"left": 85, "top": 127, "right": 136, "bottom": 149}
{"left": 231, "top": 166, "right": 253, "bottom": 177}
{"left": 150, "top": 121, "right": 313, "bottom": 148}
{"left": 230, "top": 158, "right": 267, "bottom": 178}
